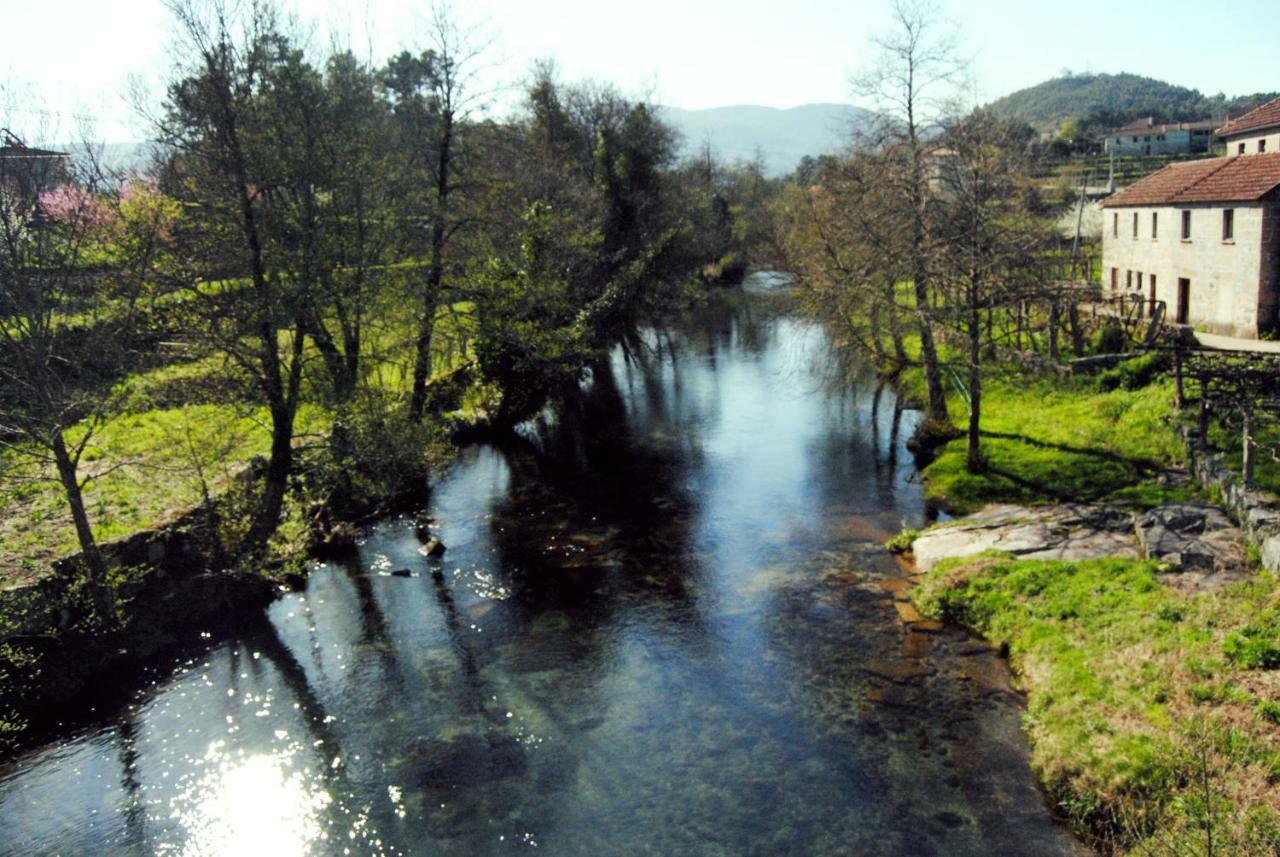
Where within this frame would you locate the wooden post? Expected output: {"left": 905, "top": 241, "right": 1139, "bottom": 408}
{"left": 1173, "top": 348, "right": 1184, "bottom": 408}
{"left": 1198, "top": 379, "right": 1210, "bottom": 441}
{"left": 1243, "top": 403, "right": 1256, "bottom": 486}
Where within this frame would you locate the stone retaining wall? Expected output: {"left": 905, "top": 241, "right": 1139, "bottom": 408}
{"left": 1186, "top": 429, "right": 1280, "bottom": 571}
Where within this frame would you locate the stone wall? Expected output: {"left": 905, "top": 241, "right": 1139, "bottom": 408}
{"left": 1186, "top": 430, "right": 1280, "bottom": 572}
{"left": 0, "top": 502, "right": 261, "bottom": 643}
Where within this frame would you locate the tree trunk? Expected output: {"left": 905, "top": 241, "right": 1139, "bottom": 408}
{"left": 966, "top": 301, "right": 983, "bottom": 473}
{"left": 914, "top": 274, "right": 948, "bottom": 422}
{"left": 248, "top": 402, "right": 297, "bottom": 549}
{"left": 1067, "top": 303, "right": 1085, "bottom": 357}
{"left": 410, "top": 111, "right": 455, "bottom": 423}
{"left": 869, "top": 299, "right": 886, "bottom": 366}
{"left": 1048, "top": 299, "right": 1060, "bottom": 360}
{"left": 52, "top": 431, "right": 113, "bottom": 616}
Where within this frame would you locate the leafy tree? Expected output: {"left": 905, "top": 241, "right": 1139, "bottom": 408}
{"left": 380, "top": 3, "right": 489, "bottom": 423}
{"left": 158, "top": 0, "right": 310, "bottom": 548}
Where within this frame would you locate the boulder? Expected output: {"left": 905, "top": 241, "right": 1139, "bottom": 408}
{"left": 1136, "top": 503, "right": 1244, "bottom": 574}
{"left": 419, "top": 537, "right": 447, "bottom": 558}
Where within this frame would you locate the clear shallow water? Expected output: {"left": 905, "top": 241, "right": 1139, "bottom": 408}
{"left": 0, "top": 276, "right": 1086, "bottom": 856}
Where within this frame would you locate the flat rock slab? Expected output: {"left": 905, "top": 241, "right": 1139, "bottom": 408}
{"left": 1136, "top": 503, "right": 1246, "bottom": 576}
{"left": 912, "top": 504, "right": 1139, "bottom": 572}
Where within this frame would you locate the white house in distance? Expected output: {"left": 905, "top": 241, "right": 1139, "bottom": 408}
{"left": 1101, "top": 99, "right": 1280, "bottom": 339}
{"left": 1103, "top": 117, "right": 1216, "bottom": 157}
{"left": 1218, "top": 97, "right": 1280, "bottom": 156}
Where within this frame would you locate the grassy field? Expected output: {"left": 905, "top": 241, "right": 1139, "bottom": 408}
{"left": 0, "top": 297, "right": 475, "bottom": 589}
{"left": 922, "top": 373, "right": 1189, "bottom": 513}
{"left": 915, "top": 554, "right": 1280, "bottom": 855}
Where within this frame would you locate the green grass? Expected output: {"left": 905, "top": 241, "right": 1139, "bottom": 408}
{"left": 922, "top": 375, "right": 1188, "bottom": 513}
{"left": 0, "top": 403, "right": 329, "bottom": 581}
{"left": 0, "top": 292, "right": 475, "bottom": 588}
{"left": 915, "top": 553, "right": 1280, "bottom": 855}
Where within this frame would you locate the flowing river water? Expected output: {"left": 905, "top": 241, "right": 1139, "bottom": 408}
{"left": 0, "top": 275, "right": 1087, "bottom": 856}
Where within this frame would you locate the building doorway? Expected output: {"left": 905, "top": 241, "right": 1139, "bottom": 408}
{"left": 1176, "top": 278, "right": 1191, "bottom": 324}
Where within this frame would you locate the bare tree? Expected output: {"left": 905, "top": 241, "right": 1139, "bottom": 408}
{"left": 777, "top": 152, "right": 910, "bottom": 371}
{"left": 853, "top": 0, "right": 968, "bottom": 426}
{"left": 931, "top": 110, "right": 1051, "bottom": 472}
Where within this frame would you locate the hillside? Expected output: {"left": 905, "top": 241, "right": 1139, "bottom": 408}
{"left": 988, "top": 73, "right": 1279, "bottom": 135}
{"left": 658, "top": 103, "right": 873, "bottom": 176}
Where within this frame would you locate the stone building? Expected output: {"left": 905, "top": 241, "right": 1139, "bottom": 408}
{"left": 1218, "top": 97, "right": 1280, "bottom": 157}
{"left": 1101, "top": 151, "right": 1280, "bottom": 338}
{"left": 1103, "top": 117, "right": 1216, "bottom": 156}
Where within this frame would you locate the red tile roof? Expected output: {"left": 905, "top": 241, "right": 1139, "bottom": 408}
{"left": 1217, "top": 97, "right": 1280, "bottom": 138}
{"left": 1102, "top": 151, "right": 1280, "bottom": 207}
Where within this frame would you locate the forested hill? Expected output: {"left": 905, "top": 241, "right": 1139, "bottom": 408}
{"left": 658, "top": 104, "right": 872, "bottom": 176}
{"left": 987, "top": 73, "right": 1279, "bottom": 135}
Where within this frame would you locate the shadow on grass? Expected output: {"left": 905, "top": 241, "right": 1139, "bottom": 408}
{"left": 979, "top": 429, "right": 1163, "bottom": 473}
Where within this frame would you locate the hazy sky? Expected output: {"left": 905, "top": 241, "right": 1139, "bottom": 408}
{"left": 3, "top": 0, "right": 1278, "bottom": 142}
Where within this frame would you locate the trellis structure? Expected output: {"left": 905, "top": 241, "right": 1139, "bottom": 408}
{"left": 1173, "top": 349, "right": 1280, "bottom": 485}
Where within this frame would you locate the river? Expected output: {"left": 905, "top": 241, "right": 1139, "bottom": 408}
{"left": 0, "top": 274, "right": 1085, "bottom": 856}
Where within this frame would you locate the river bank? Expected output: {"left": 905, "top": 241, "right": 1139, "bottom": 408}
{"left": 896, "top": 365, "right": 1280, "bottom": 854}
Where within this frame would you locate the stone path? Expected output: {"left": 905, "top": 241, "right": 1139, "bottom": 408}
{"left": 1194, "top": 331, "right": 1280, "bottom": 355}
{"left": 912, "top": 501, "right": 1248, "bottom": 591}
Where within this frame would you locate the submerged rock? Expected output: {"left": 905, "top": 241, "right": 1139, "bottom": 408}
{"left": 419, "top": 537, "right": 447, "bottom": 558}
{"left": 401, "top": 732, "right": 527, "bottom": 790}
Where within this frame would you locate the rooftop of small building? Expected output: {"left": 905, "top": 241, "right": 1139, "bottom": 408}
{"left": 1109, "top": 116, "right": 1216, "bottom": 136}
{"left": 1217, "top": 97, "right": 1280, "bottom": 139}
{"left": 1101, "top": 150, "right": 1280, "bottom": 207}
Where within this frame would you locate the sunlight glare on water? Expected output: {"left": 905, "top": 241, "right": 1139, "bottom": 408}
{"left": 161, "top": 746, "right": 332, "bottom": 857}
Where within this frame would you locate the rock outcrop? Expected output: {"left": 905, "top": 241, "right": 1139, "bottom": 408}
{"left": 912, "top": 504, "right": 1139, "bottom": 572}
{"left": 912, "top": 500, "right": 1248, "bottom": 590}
{"left": 1135, "top": 503, "right": 1247, "bottom": 587}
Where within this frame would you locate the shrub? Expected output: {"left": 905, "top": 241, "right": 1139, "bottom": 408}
{"left": 1095, "top": 323, "right": 1127, "bottom": 355}
{"left": 1095, "top": 352, "right": 1169, "bottom": 392}
{"left": 1223, "top": 626, "right": 1280, "bottom": 670}
{"left": 886, "top": 529, "right": 919, "bottom": 554}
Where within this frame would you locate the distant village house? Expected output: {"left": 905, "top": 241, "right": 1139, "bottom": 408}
{"left": 1218, "top": 99, "right": 1280, "bottom": 156}
{"left": 0, "top": 129, "right": 71, "bottom": 196}
{"left": 1103, "top": 117, "right": 1216, "bottom": 157}
{"left": 1101, "top": 98, "right": 1280, "bottom": 339}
